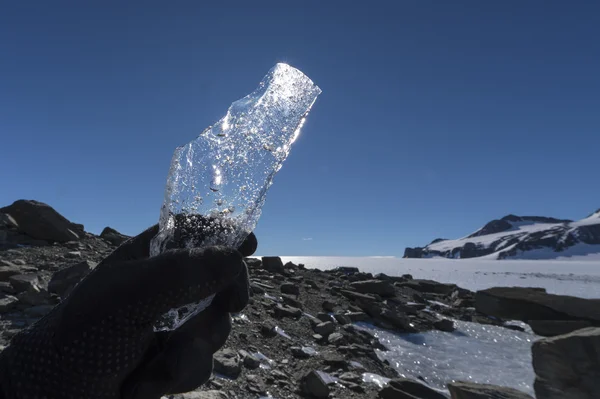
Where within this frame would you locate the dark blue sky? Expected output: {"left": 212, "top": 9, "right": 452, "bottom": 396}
{"left": 1, "top": 1, "right": 599, "bottom": 256}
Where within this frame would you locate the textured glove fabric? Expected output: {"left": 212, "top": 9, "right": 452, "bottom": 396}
{"left": 0, "top": 224, "right": 255, "bottom": 399}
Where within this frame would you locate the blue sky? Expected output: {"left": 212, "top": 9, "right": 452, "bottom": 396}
{"left": 1, "top": 1, "right": 599, "bottom": 256}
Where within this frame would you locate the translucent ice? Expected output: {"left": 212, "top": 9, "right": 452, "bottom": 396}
{"left": 151, "top": 63, "right": 321, "bottom": 330}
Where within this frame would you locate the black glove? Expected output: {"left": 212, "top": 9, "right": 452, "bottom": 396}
{"left": 0, "top": 222, "right": 258, "bottom": 399}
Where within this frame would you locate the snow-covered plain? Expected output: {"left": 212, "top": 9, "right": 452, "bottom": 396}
{"left": 276, "top": 257, "right": 600, "bottom": 395}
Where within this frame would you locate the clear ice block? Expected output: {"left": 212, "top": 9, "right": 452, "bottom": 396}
{"left": 151, "top": 63, "right": 321, "bottom": 331}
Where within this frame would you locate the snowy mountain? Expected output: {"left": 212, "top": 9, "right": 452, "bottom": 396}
{"left": 404, "top": 209, "right": 600, "bottom": 260}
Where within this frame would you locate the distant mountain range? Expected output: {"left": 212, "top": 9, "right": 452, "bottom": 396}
{"left": 404, "top": 208, "right": 600, "bottom": 260}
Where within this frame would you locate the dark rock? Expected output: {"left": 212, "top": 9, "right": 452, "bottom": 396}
{"left": 399, "top": 280, "right": 457, "bottom": 295}
{"left": 0, "top": 295, "right": 18, "bottom": 313}
{"left": 317, "top": 312, "right": 334, "bottom": 323}
{"left": 261, "top": 256, "right": 284, "bottom": 272}
{"left": 48, "top": 260, "right": 97, "bottom": 298}
{"left": 213, "top": 348, "right": 241, "bottom": 378}
{"left": 260, "top": 322, "right": 278, "bottom": 338}
{"left": 0, "top": 265, "right": 21, "bottom": 281}
{"left": 281, "top": 293, "right": 303, "bottom": 309}
{"left": 280, "top": 283, "right": 300, "bottom": 295}
{"left": 350, "top": 280, "right": 396, "bottom": 297}
{"left": 100, "top": 227, "right": 130, "bottom": 246}
{"left": 24, "top": 305, "right": 55, "bottom": 317}
{"left": 532, "top": 327, "right": 600, "bottom": 399}
{"left": 403, "top": 247, "right": 423, "bottom": 258}
{"left": 246, "top": 374, "right": 267, "bottom": 394}
{"left": 322, "top": 300, "right": 336, "bottom": 312}
{"left": 434, "top": 319, "right": 455, "bottom": 332}
{"left": 379, "top": 378, "right": 447, "bottom": 399}
{"left": 65, "top": 251, "right": 81, "bottom": 258}
{"left": 314, "top": 321, "right": 336, "bottom": 336}
{"left": 291, "top": 346, "right": 317, "bottom": 359}
{"left": 475, "top": 287, "right": 600, "bottom": 324}
{"left": 273, "top": 303, "right": 302, "bottom": 319}
{"left": 528, "top": 319, "right": 592, "bottom": 337}
{"left": 239, "top": 350, "right": 260, "bottom": 369}
{"left": 334, "top": 312, "right": 352, "bottom": 325}
{"left": 347, "top": 312, "right": 369, "bottom": 322}
{"left": 322, "top": 352, "right": 347, "bottom": 367}
{"left": 328, "top": 332, "right": 345, "bottom": 345}
{"left": 341, "top": 290, "right": 378, "bottom": 302}
{"left": 0, "top": 282, "right": 15, "bottom": 294}
{"left": 333, "top": 266, "right": 360, "bottom": 274}
{"left": 0, "top": 200, "right": 85, "bottom": 242}
{"left": 9, "top": 274, "right": 41, "bottom": 293}
{"left": 16, "top": 287, "right": 51, "bottom": 306}
{"left": 447, "top": 381, "right": 533, "bottom": 398}
{"left": 302, "top": 371, "right": 331, "bottom": 398}
{"left": 245, "top": 258, "right": 262, "bottom": 269}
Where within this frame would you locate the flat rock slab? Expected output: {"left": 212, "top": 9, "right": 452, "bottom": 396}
{"left": 448, "top": 381, "right": 533, "bottom": 398}
{"left": 475, "top": 287, "right": 600, "bottom": 323}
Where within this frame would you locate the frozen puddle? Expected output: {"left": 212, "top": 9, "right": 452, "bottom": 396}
{"left": 358, "top": 320, "right": 537, "bottom": 396}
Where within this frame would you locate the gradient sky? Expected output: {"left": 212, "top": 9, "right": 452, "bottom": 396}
{"left": 1, "top": 1, "right": 599, "bottom": 256}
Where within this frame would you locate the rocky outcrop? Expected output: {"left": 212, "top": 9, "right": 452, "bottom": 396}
{"left": 0, "top": 200, "right": 85, "bottom": 245}
{"left": 447, "top": 381, "right": 534, "bottom": 398}
{"left": 532, "top": 327, "right": 600, "bottom": 399}
{"left": 404, "top": 209, "right": 599, "bottom": 259}
{"left": 99, "top": 227, "right": 130, "bottom": 246}
{"left": 475, "top": 287, "right": 600, "bottom": 328}
{"left": 379, "top": 378, "right": 447, "bottom": 399}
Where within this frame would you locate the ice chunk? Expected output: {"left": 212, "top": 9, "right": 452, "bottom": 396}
{"left": 151, "top": 63, "right": 321, "bottom": 331}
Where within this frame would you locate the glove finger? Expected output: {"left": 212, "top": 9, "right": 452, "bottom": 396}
{"left": 100, "top": 224, "right": 159, "bottom": 264}
{"left": 65, "top": 246, "right": 244, "bottom": 328}
{"left": 122, "top": 308, "right": 232, "bottom": 398}
{"left": 121, "top": 334, "right": 214, "bottom": 399}
{"left": 211, "top": 260, "right": 250, "bottom": 314}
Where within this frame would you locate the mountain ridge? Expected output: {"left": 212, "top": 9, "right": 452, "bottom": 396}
{"left": 404, "top": 209, "right": 600, "bottom": 260}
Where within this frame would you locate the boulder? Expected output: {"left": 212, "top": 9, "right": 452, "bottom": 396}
{"left": 280, "top": 283, "right": 300, "bottom": 295}
{"left": 447, "top": 381, "right": 533, "bottom": 398}
{"left": 434, "top": 319, "right": 455, "bottom": 332}
{"left": 48, "top": 260, "right": 97, "bottom": 298}
{"left": 350, "top": 280, "right": 396, "bottom": 297}
{"left": 528, "top": 320, "right": 592, "bottom": 337}
{"left": 273, "top": 303, "right": 302, "bottom": 319}
{"left": 379, "top": 378, "right": 447, "bottom": 399}
{"left": 0, "top": 200, "right": 85, "bottom": 242}
{"left": 314, "top": 321, "right": 336, "bottom": 336}
{"left": 100, "top": 227, "right": 130, "bottom": 246}
{"left": 475, "top": 287, "right": 600, "bottom": 324}
{"left": 213, "top": 348, "right": 241, "bottom": 378}
{"left": 302, "top": 371, "right": 331, "bottom": 398}
{"left": 261, "top": 256, "right": 284, "bottom": 272}
{"left": 532, "top": 327, "right": 600, "bottom": 399}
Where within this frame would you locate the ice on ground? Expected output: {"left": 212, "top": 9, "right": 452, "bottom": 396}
{"left": 359, "top": 320, "right": 537, "bottom": 395}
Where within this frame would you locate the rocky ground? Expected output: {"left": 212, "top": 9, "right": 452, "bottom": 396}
{"left": 2, "top": 199, "right": 600, "bottom": 399}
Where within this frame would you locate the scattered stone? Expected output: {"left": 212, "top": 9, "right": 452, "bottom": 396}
{"left": 302, "top": 371, "right": 331, "bottom": 398}
{"left": 434, "top": 319, "right": 455, "bottom": 332}
{"left": 9, "top": 274, "right": 41, "bottom": 293}
{"left": 65, "top": 251, "right": 81, "bottom": 259}
{"left": 281, "top": 293, "right": 303, "bottom": 309}
{"left": 239, "top": 350, "right": 260, "bottom": 369}
{"left": 213, "top": 349, "right": 241, "bottom": 378}
{"left": 280, "top": 283, "right": 300, "bottom": 295}
{"left": 347, "top": 311, "right": 369, "bottom": 322}
{"left": 0, "top": 265, "right": 21, "bottom": 281}
{"left": 528, "top": 319, "right": 592, "bottom": 337}
{"left": 447, "top": 381, "right": 534, "bottom": 398}
{"left": 0, "top": 281, "right": 15, "bottom": 294}
{"left": 328, "top": 332, "right": 345, "bottom": 345}
{"left": 334, "top": 312, "right": 352, "bottom": 325}
{"left": 532, "top": 327, "right": 600, "bottom": 399}
{"left": 260, "top": 322, "right": 278, "bottom": 338}
{"left": 0, "top": 295, "right": 18, "bottom": 312}
{"left": 351, "top": 280, "right": 396, "bottom": 297}
{"left": 317, "top": 312, "right": 334, "bottom": 322}
{"left": 341, "top": 290, "right": 378, "bottom": 303}
{"left": 246, "top": 374, "right": 267, "bottom": 394}
{"left": 322, "top": 300, "right": 336, "bottom": 312}
{"left": 273, "top": 303, "right": 302, "bottom": 319}
{"left": 48, "top": 260, "right": 96, "bottom": 298}
{"left": 314, "top": 321, "right": 336, "bottom": 336}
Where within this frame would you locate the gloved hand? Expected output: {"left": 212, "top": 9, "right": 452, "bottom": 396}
{"left": 0, "top": 221, "right": 257, "bottom": 399}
